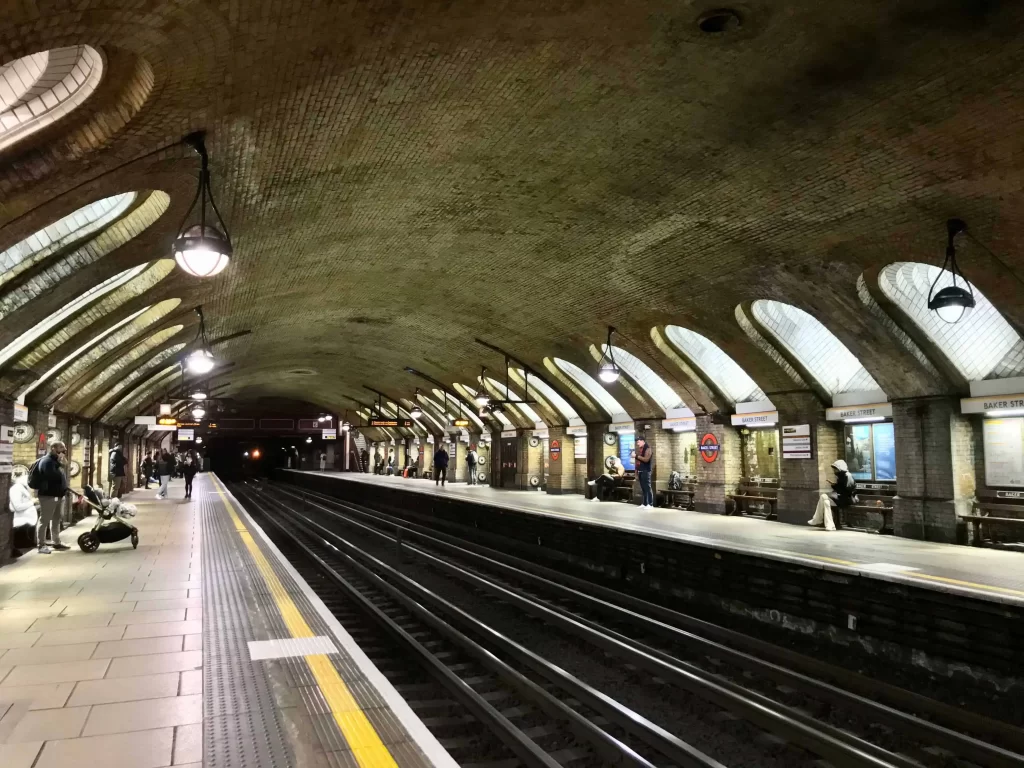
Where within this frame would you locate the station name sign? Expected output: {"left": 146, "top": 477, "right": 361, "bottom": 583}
{"left": 369, "top": 418, "right": 413, "bottom": 428}
{"left": 960, "top": 394, "right": 1024, "bottom": 415}
{"left": 730, "top": 410, "right": 779, "bottom": 427}
{"left": 451, "top": 419, "right": 471, "bottom": 428}
{"left": 157, "top": 417, "right": 177, "bottom": 426}
{"left": 824, "top": 403, "right": 893, "bottom": 421}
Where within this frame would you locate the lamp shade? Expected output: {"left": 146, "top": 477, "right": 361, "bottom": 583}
{"left": 186, "top": 348, "right": 215, "bottom": 374}
{"left": 189, "top": 390, "right": 207, "bottom": 400}
{"left": 928, "top": 284, "right": 975, "bottom": 324}
{"left": 191, "top": 407, "right": 206, "bottom": 419}
{"left": 598, "top": 361, "right": 620, "bottom": 383}
{"left": 410, "top": 404, "right": 422, "bottom": 417}
{"left": 173, "top": 225, "right": 232, "bottom": 277}
{"left": 474, "top": 392, "right": 489, "bottom": 406}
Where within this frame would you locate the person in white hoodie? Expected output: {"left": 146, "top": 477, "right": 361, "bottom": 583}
{"left": 9, "top": 471, "right": 40, "bottom": 558}
{"left": 808, "top": 459, "right": 857, "bottom": 531}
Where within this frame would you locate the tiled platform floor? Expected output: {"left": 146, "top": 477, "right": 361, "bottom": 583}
{"left": 0, "top": 482, "right": 201, "bottom": 768}
{"left": 296, "top": 471, "right": 1024, "bottom": 606}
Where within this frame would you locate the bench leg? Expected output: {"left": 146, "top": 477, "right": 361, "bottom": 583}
{"left": 766, "top": 501, "right": 777, "bottom": 521}
{"left": 972, "top": 520, "right": 982, "bottom": 546}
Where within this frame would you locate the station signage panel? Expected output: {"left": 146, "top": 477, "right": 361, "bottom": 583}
{"left": 960, "top": 393, "right": 1024, "bottom": 415}
{"left": 322, "top": 428, "right": 337, "bottom": 440}
{"left": 661, "top": 416, "right": 696, "bottom": 432}
{"left": 452, "top": 419, "right": 471, "bottom": 428}
{"left": 781, "top": 424, "right": 812, "bottom": 460}
{"left": 369, "top": 418, "right": 413, "bottom": 428}
{"left": 177, "top": 428, "right": 195, "bottom": 442}
{"left": 730, "top": 410, "right": 779, "bottom": 427}
{"left": 13, "top": 403, "right": 28, "bottom": 422}
{"left": 135, "top": 415, "right": 156, "bottom": 425}
{"left": 825, "top": 403, "right": 892, "bottom": 421}
{"left": 157, "top": 417, "right": 178, "bottom": 426}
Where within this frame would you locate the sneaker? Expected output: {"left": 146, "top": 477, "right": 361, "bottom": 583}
{"left": 53, "top": 544, "right": 70, "bottom": 551}
{"left": 38, "top": 546, "right": 52, "bottom": 554}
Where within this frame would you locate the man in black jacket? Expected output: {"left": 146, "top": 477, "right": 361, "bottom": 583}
{"left": 433, "top": 445, "right": 449, "bottom": 487}
{"left": 35, "top": 441, "right": 69, "bottom": 554}
{"left": 109, "top": 444, "right": 128, "bottom": 498}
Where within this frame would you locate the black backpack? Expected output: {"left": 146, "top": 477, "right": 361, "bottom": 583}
{"left": 27, "top": 458, "right": 43, "bottom": 490}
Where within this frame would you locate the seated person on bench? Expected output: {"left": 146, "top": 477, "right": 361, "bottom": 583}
{"left": 808, "top": 459, "right": 856, "bottom": 531}
{"left": 589, "top": 456, "right": 626, "bottom": 502}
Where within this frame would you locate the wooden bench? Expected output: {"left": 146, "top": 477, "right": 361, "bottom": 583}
{"left": 661, "top": 476, "right": 697, "bottom": 510}
{"left": 963, "top": 491, "right": 1024, "bottom": 546}
{"left": 727, "top": 477, "right": 778, "bottom": 520}
{"left": 613, "top": 472, "right": 636, "bottom": 501}
{"left": 838, "top": 482, "right": 897, "bottom": 534}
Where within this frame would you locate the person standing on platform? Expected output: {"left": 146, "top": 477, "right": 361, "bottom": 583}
{"left": 182, "top": 454, "right": 197, "bottom": 499}
{"left": 360, "top": 447, "right": 370, "bottom": 473}
{"left": 108, "top": 444, "right": 128, "bottom": 498}
{"left": 9, "top": 470, "right": 39, "bottom": 559}
{"left": 433, "top": 444, "right": 449, "bottom": 487}
{"left": 465, "top": 445, "right": 478, "bottom": 485}
{"left": 30, "top": 441, "right": 69, "bottom": 554}
{"left": 635, "top": 436, "right": 654, "bottom": 509}
{"left": 155, "top": 450, "right": 173, "bottom": 499}
{"left": 319, "top": 451, "right": 327, "bottom": 472}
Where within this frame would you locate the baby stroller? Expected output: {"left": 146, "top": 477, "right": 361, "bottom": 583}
{"left": 76, "top": 490, "right": 139, "bottom": 552}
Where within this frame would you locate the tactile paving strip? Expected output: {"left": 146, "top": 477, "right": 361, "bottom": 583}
{"left": 202, "top": 491, "right": 295, "bottom": 768}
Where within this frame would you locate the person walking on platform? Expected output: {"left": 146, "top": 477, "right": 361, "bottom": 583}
{"left": 29, "top": 441, "right": 70, "bottom": 554}
{"left": 808, "top": 459, "right": 857, "bottom": 531}
{"left": 182, "top": 454, "right": 198, "bottom": 500}
{"left": 141, "top": 452, "right": 154, "bottom": 490}
{"left": 155, "top": 450, "right": 173, "bottom": 500}
{"left": 635, "top": 436, "right": 654, "bottom": 509}
{"left": 108, "top": 444, "right": 128, "bottom": 498}
{"left": 465, "top": 445, "right": 479, "bottom": 485}
{"left": 433, "top": 444, "right": 449, "bottom": 487}
{"left": 360, "top": 448, "right": 370, "bottom": 473}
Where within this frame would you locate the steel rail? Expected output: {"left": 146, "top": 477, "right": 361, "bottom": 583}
{"left": 280, "top": 480, "right": 1024, "bottom": 756}
{"left": 252, "top": 483, "right": 911, "bottom": 768}
{"left": 240, "top": 484, "right": 721, "bottom": 768}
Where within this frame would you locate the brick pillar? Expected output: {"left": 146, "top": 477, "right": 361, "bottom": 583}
{"left": 452, "top": 438, "right": 467, "bottom": 482}
{"left": 585, "top": 423, "right": 613, "bottom": 480}
{"left": 694, "top": 415, "right": 741, "bottom": 514}
{"left": 514, "top": 429, "right": 533, "bottom": 489}
{"left": 546, "top": 426, "right": 576, "bottom": 495}
{"left": 0, "top": 399, "right": 14, "bottom": 566}
{"left": 488, "top": 427, "right": 502, "bottom": 485}
{"left": 772, "top": 392, "right": 841, "bottom": 524}
{"left": 892, "top": 397, "right": 975, "bottom": 543}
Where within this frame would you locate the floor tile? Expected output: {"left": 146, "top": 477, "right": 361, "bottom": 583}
{"left": 83, "top": 694, "right": 201, "bottom": 736}
{"left": 0, "top": 632, "right": 40, "bottom": 650}
{"left": 3, "top": 740, "right": 41, "bottom": 768}
{"left": 35, "top": 726, "right": 174, "bottom": 768}
{"left": 68, "top": 672, "right": 179, "bottom": 706}
{"left": 105, "top": 651, "right": 201, "bottom": 678}
{"left": 132, "top": 599, "right": 201, "bottom": 612}
{"left": 1, "top": 642, "right": 97, "bottom": 666}
{"left": 0, "top": 681, "right": 75, "bottom": 709}
{"left": 0, "top": 617, "right": 35, "bottom": 634}
{"left": 35, "top": 626, "right": 126, "bottom": 647}
{"left": 177, "top": 669, "right": 201, "bottom": 696}
{"left": 5, "top": 704, "right": 90, "bottom": 742}
{"left": 135, "top": 582, "right": 200, "bottom": 592}
{"left": 93, "top": 635, "right": 184, "bottom": 659}
{"left": 186, "top": 589, "right": 201, "bottom": 598}
{"left": 60, "top": 601, "right": 137, "bottom": 616}
{"left": 110, "top": 609, "right": 186, "bottom": 626}
{"left": 185, "top": 608, "right": 202, "bottom": 621}
{"left": 182, "top": 634, "right": 201, "bottom": 652}
{"left": 172, "top": 722, "right": 202, "bottom": 764}
{"left": 1, "top": 658, "right": 110, "bottom": 686}
{"left": 124, "top": 590, "right": 188, "bottom": 602}
{"left": 30, "top": 613, "right": 113, "bottom": 633}
{"left": 2, "top": 606, "right": 65, "bottom": 620}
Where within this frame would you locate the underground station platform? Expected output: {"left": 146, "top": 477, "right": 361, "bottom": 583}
{"left": 0, "top": 475, "right": 453, "bottom": 768}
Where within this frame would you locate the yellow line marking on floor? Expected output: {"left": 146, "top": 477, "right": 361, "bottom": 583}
{"left": 903, "top": 571, "right": 1024, "bottom": 598}
{"left": 212, "top": 477, "right": 398, "bottom": 768}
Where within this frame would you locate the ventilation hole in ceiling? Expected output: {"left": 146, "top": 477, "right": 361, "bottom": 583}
{"left": 348, "top": 316, "right": 390, "bottom": 325}
{"left": 698, "top": 8, "right": 742, "bottom": 33}
{"left": 285, "top": 368, "right": 318, "bottom": 376}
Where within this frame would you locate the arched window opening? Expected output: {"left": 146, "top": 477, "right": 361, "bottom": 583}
{"left": 431, "top": 388, "right": 483, "bottom": 428}
{"left": 103, "top": 362, "right": 180, "bottom": 421}
{"left": 552, "top": 358, "right": 630, "bottom": 422}
{"left": 879, "top": 262, "right": 1024, "bottom": 381}
{"left": 0, "top": 263, "right": 147, "bottom": 369}
{"left": 751, "top": 300, "right": 882, "bottom": 399}
{"left": 600, "top": 344, "right": 687, "bottom": 415}
{"left": 514, "top": 369, "right": 578, "bottom": 421}
{"left": 484, "top": 376, "right": 542, "bottom": 424}
{"left": 0, "top": 193, "right": 136, "bottom": 291}
{"left": 664, "top": 326, "right": 765, "bottom": 405}
{"left": 0, "top": 46, "right": 103, "bottom": 152}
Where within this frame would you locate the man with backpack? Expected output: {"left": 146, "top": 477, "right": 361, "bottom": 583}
{"left": 29, "top": 441, "right": 70, "bottom": 554}
{"left": 465, "top": 445, "right": 479, "bottom": 485}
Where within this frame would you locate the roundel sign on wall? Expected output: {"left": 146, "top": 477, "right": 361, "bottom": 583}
{"left": 549, "top": 439, "right": 560, "bottom": 462}
{"left": 699, "top": 432, "right": 721, "bottom": 463}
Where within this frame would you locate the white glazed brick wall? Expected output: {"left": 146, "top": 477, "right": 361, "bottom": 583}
{"left": 105, "top": 364, "right": 181, "bottom": 420}
{"left": 87, "top": 345, "right": 184, "bottom": 415}
{"left": 605, "top": 344, "right": 684, "bottom": 411}
{"left": 515, "top": 368, "right": 578, "bottom": 420}
{"left": 485, "top": 377, "right": 541, "bottom": 423}
{"left": 72, "top": 325, "right": 184, "bottom": 404}
{"left": 665, "top": 325, "right": 765, "bottom": 405}
{"left": 751, "top": 299, "right": 881, "bottom": 396}
{"left": 554, "top": 357, "right": 627, "bottom": 419}
{"left": 879, "top": 262, "right": 1024, "bottom": 381}
{"left": 0, "top": 46, "right": 103, "bottom": 151}
{"left": 430, "top": 387, "right": 483, "bottom": 427}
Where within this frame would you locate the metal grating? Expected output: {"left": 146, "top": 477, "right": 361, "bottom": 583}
{"left": 202, "top": 491, "right": 294, "bottom": 768}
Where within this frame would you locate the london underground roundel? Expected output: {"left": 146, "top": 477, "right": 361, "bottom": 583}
{"left": 699, "top": 432, "right": 720, "bottom": 463}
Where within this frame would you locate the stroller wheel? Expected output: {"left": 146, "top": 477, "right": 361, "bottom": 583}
{"left": 78, "top": 531, "right": 100, "bottom": 553}
{"left": 131, "top": 531, "right": 139, "bottom": 549}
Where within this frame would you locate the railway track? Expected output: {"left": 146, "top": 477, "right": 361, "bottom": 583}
{"left": 234, "top": 480, "right": 1024, "bottom": 768}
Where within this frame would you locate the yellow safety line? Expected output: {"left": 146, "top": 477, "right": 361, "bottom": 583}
{"left": 212, "top": 477, "right": 398, "bottom": 768}
{"left": 903, "top": 571, "right": 1024, "bottom": 598}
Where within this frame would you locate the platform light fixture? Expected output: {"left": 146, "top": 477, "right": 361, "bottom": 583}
{"left": 927, "top": 218, "right": 975, "bottom": 324}
{"left": 196, "top": 436, "right": 203, "bottom": 444}
{"left": 597, "top": 326, "right": 621, "bottom": 384}
{"left": 305, "top": 436, "right": 312, "bottom": 443}
{"left": 410, "top": 388, "right": 423, "bottom": 418}
{"left": 185, "top": 307, "right": 217, "bottom": 374}
{"left": 172, "top": 132, "right": 233, "bottom": 277}
{"left": 474, "top": 368, "right": 490, "bottom": 406}
{"left": 191, "top": 406, "right": 206, "bottom": 420}
{"left": 189, "top": 388, "right": 207, "bottom": 401}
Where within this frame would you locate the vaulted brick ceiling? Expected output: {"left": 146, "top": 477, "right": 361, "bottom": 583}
{"left": 1, "top": 0, "right": 1023, "bottom": 424}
